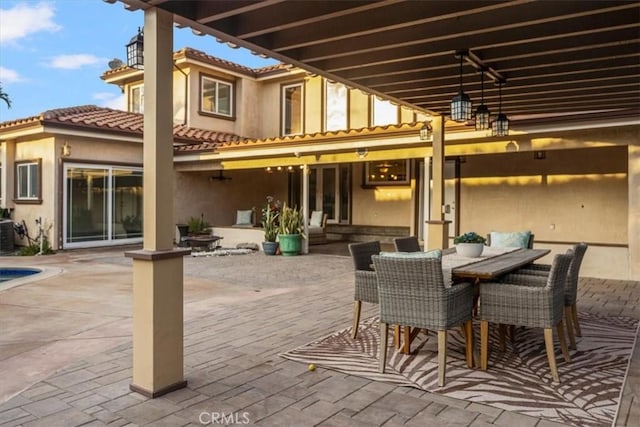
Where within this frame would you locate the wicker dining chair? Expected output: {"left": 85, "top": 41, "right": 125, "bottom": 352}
{"left": 505, "top": 243, "right": 588, "bottom": 349}
{"left": 348, "top": 241, "right": 381, "bottom": 339}
{"left": 479, "top": 253, "right": 573, "bottom": 383}
{"left": 392, "top": 236, "right": 421, "bottom": 252}
{"left": 372, "top": 254, "right": 474, "bottom": 387}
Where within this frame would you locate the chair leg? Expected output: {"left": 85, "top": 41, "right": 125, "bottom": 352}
{"left": 437, "top": 330, "right": 447, "bottom": 387}
{"left": 564, "top": 305, "right": 576, "bottom": 350}
{"left": 379, "top": 322, "right": 389, "bottom": 373}
{"left": 394, "top": 325, "right": 401, "bottom": 350}
{"left": 464, "top": 320, "right": 473, "bottom": 368}
{"left": 402, "top": 326, "right": 411, "bottom": 354}
{"left": 571, "top": 304, "right": 582, "bottom": 337}
{"left": 352, "top": 301, "right": 361, "bottom": 339}
{"left": 498, "top": 324, "right": 507, "bottom": 352}
{"left": 480, "top": 320, "right": 489, "bottom": 371}
{"left": 544, "top": 328, "right": 560, "bottom": 383}
{"left": 557, "top": 320, "right": 571, "bottom": 363}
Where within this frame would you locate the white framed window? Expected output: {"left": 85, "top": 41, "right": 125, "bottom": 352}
{"left": 15, "top": 160, "right": 41, "bottom": 202}
{"left": 325, "top": 80, "right": 347, "bottom": 131}
{"left": 372, "top": 96, "right": 398, "bottom": 126}
{"left": 129, "top": 84, "right": 144, "bottom": 114}
{"left": 201, "top": 75, "right": 233, "bottom": 117}
{"left": 282, "top": 82, "right": 304, "bottom": 136}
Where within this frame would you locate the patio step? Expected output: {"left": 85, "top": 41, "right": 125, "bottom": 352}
{"left": 326, "top": 224, "right": 410, "bottom": 244}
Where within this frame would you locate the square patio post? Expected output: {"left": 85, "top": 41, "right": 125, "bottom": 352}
{"left": 125, "top": 7, "right": 190, "bottom": 398}
{"left": 629, "top": 144, "right": 640, "bottom": 280}
{"left": 425, "top": 115, "right": 450, "bottom": 250}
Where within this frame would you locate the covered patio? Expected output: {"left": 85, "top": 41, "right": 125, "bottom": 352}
{"left": 97, "top": 0, "right": 638, "bottom": 422}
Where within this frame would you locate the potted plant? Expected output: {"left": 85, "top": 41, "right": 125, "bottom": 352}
{"left": 187, "top": 213, "right": 211, "bottom": 236}
{"left": 453, "top": 231, "right": 486, "bottom": 258}
{"left": 261, "top": 196, "right": 280, "bottom": 255}
{"left": 277, "top": 203, "right": 305, "bottom": 256}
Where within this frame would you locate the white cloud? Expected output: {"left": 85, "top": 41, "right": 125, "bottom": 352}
{"left": 94, "top": 92, "right": 125, "bottom": 110}
{"left": 0, "top": 2, "right": 61, "bottom": 45}
{"left": 47, "top": 54, "right": 106, "bottom": 70}
{"left": 0, "top": 66, "right": 23, "bottom": 84}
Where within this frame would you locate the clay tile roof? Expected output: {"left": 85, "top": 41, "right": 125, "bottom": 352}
{"left": 178, "top": 48, "right": 258, "bottom": 76}
{"left": 254, "top": 63, "right": 292, "bottom": 75}
{"left": 215, "top": 122, "right": 427, "bottom": 149}
{"left": 101, "top": 47, "right": 288, "bottom": 81}
{"left": 0, "top": 105, "right": 246, "bottom": 148}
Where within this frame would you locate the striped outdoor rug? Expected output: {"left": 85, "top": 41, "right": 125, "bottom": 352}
{"left": 281, "top": 313, "right": 638, "bottom": 427}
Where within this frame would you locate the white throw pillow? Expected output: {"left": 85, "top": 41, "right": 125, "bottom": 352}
{"left": 490, "top": 231, "right": 531, "bottom": 248}
{"left": 310, "top": 211, "right": 324, "bottom": 227}
{"left": 236, "top": 209, "right": 253, "bottom": 225}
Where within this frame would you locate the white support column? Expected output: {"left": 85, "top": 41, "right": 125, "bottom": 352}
{"left": 425, "top": 115, "right": 450, "bottom": 250}
{"left": 629, "top": 144, "right": 640, "bottom": 280}
{"left": 302, "top": 164, "right": 309, "bottom": 254}
{"left": 125, "top": 7, "right": 189, "bottom": 398}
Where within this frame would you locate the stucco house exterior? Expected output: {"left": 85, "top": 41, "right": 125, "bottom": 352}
{"left": 0, "top": 46, "right": 638, "bottom": 280}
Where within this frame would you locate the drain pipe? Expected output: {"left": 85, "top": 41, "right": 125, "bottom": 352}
{"left": 35, "top": 217, "right": 43, "bottom": 255}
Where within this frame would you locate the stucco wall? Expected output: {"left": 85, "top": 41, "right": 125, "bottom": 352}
{"left": 174, "top": 169, "right": 288, "bottom": 228}
{"left": 259, "top": 79, "right": 281, "bottom": 138}
{"left": 458, "top": 146, "right": 628, "bottom": 244}
{"left": 304, "top": 77, "right": 323, "bottom": 134}
{"left": 12, "top": 137, "right": 56, "bottom": 248}
{"left": 350, "top": 162, "right": 414, "bottom": 226}
{"left": 349, "top": 90, "right": 369, "bottom": 129}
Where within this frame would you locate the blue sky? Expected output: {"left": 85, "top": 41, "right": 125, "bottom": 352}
{"left": 0, "top": 0, "right": 278, "bottom": 122}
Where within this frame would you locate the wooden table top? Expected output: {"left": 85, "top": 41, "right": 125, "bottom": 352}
{"left": 451, "top": 248, "right": 550, "bottom": 280}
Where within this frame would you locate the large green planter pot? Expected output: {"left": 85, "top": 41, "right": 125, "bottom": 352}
{"left": 278, "top": 234, "right": 302, "bottom": 256}
{"left": 262, "top": 241, "right": 279, "bottom": 255}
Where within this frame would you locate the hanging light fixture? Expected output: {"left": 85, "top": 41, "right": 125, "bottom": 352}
{"left": 126, "top": 27, "right": 144, "bottom": 69}
{"left": 475, "top": 69, "right": 490, "bottom": 130}
{"left": 419, "top": 120, "right": 433, "bottom": 141}
{"left": 450, "top": 51, "right": 472, "bottom": 122}
{"left": 492, "top": 80, "right": 509, "bottom": 136}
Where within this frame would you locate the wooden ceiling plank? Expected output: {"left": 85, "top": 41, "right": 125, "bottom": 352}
{"left": 290, "top": 3, "right": 638, "bottom": 62}
{"left": 267, "top": 0, "right": 516, "bottom": 52}
{"left": 235, "top": 0, "right": 402, "bottom": 40}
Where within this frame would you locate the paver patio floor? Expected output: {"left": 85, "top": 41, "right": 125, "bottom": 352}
{"left": 0, "top": 245, "right": 638, "bottom": 426}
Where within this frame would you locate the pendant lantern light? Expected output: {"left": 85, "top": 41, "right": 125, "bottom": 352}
{"left": 475, "top": 70, "right": 490, "bottom": 130}
{"left": 450, "top": 52, "right": 472, "bottom": 122}
{"left": 492, "top": 81, "right": 509, "bottom": 136}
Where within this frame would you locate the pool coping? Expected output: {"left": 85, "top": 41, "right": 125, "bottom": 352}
{"left": 0, "top": 266, "right": 63, "bottom": 292}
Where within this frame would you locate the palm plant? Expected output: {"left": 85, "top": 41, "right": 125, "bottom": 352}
{"left": 0, "top": 83, "right": 11, "bottom": 108}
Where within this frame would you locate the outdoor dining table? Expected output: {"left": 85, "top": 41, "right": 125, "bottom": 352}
{"left": 450, "top": 248, "right": 551, "bottom": 282}
{"left": 397, "top": 247, "right": 551, "bottom": 355}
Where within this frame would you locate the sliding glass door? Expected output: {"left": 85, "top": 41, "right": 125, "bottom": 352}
{"left": 64, "top": 164, "right": 142, "bottom": 247}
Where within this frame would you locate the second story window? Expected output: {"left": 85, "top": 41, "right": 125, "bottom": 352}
{"left": 129, "top": 84, "right": 144, "bottom": 114}
{"left": 372, "top": 96, "right": 399, "bottom": 126}
{"left": 15, "top": 160, "right": 41, "bottom": 202}
{"left": 201, "top": 75, "right": 233, "bottom": 117}
{"left": 325, "top": 81, "right": 347, "bottom": 132}
{"left": 282, "top": 83, "right": 303, "bottom": 136}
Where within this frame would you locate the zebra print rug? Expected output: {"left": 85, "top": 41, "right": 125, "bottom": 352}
{"left": 281, "top": 313, "right": 638, "bottom": 427}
